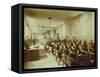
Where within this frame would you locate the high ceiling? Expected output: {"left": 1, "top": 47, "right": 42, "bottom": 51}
{"left": 24, "top": 8, "right": 85, "bottom": 34}
{"left": 24, "top": 8, "right": 84, "bottom": 21}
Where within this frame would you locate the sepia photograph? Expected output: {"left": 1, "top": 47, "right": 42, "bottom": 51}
{"left": 24, "top": 7, "right": 96, "bottom": 70}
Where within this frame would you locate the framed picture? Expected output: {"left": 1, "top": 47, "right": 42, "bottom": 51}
{"left": 11, "top": 3, "right": 98, "bottom": 73}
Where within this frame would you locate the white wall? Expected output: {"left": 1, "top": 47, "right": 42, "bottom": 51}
{"left": 0, "top": 0, "right": 99, "bottom": 77}
{"left": 65, "top": 12, "right": 94, "bottom": 41}
{"left": 55, "top": 12, "right": 94, "bottom": 41}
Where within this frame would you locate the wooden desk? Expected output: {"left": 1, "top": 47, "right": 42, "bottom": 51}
{"left": 24, "top": 48, "right": 40, "bottom": 62}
